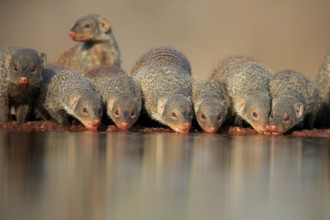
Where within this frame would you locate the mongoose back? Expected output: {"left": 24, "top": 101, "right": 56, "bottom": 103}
{"left": 316, "top": 49, "right": 330, "bottom": 104}
{"left": 0, "top": 46, "right": 46, "bottom": 123}
{"left": 315, "top": 49, "right": 330, "bottom": 127}
{"left": 34, "top": 65, "right": 103, "bottom": 130}
{"left": 265, "top": 70, "right": 322, "bottom": 135}
{"left": 85, "top": 65, "right": 142, "bottom": 130}
{"left": 192, "top": 79, "right": 229, "bottom": 133}
{"left": 57, "top": 14, "right": 121, "bottom": 73}
{"left": 210, "top": 56, "right": 272, "bottom": 134}
{"left": 130, "top": 46, "right": 193, "bottom": 133}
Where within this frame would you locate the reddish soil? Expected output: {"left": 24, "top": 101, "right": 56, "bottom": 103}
{"left": 1, "top": 120, "right": 330, "bottom": 138}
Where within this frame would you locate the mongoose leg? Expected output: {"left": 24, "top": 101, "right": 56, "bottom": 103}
{"left": 15, "top": 104, "right": 31, "bottom": 123}
{"left": 50, "top": 109, "right": 70, "bottom": 126}
{"left": 0, "top": 98, "right": 10, "bottom": 122}
{"left": 234, "top": 115, "right": 243, "bottom": 127}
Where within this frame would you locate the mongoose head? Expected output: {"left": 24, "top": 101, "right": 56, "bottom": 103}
{"left": 234, "top": 94, "right": 271, "bottom": 134}
{"left": 106, "top": 94, "right": 142, "bottom": 130}
{"left": 5, "top": 48, "right": 46, "bottom": 88}
{"left": 266, "top": 98, "right": 305, "bottom": 135}
{"left": 157, "top": 94, "right": 193, "bottom": 133}
{"left": 68, "top": 14, "right": 111, "bottom": 42}
{"left": 66, "top": 93, "right": 103, "bottom": 130}
{"left": 194, "top": 99, "right": 227, "bottom": 133}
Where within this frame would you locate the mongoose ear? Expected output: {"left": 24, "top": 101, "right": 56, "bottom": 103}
{"left": 70, "top": 95, "right": 79, "bottom": 107}
{"left": 100, "top": 17, "right": 110, "bottom": 32}
{"left": 39, "top": 52, "right": 47, "bottom": 69}
{"left": 194, "top": 100, "right": 202, "bottom": 113}
{"left": 235, "top": 98, "right": 246, "bottom": 114}
{"left": 107, "top": 97, "right": 115, "bottom": 111}
{"left": 5, "top": 52, "right": 12, "bottom": 66}
{"left": 294, "top": 102, "right": 304, "bottom": 118}
{"left": 135, "top": 97, "right": 142, "bottom": 112}
{"left": 157, "top": 98, "right": 167, "bottom": 116}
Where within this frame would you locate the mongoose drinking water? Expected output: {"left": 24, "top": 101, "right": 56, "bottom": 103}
{"left": 315, "top": 49, "right": 330, "bottom": 127}
{"left": 34, "top": 65, "right": 103, "bottom": 130}
{"left": 130, "top": 46, "right": 193, "bottom": 133}
{"left": 0, "top": 46, "right": 46, "bottom": 123}
{"left": 210, "top": 56, "right": 272, "bottom": 134}
{"left": 265, "top": 70, "right": 322, "bottom": 135}
{"left": 85, "top": 65, "right": 142, "bottom": 130}
{"left": 57, "top": 14, "right": 121, "bottom": 73}
{"left": 192, "top": 79, "right": 229, "bottom": 133}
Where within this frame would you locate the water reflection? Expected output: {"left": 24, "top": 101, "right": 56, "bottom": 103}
{"left": 0, "top": 132, "right": 329, "bottom": 220}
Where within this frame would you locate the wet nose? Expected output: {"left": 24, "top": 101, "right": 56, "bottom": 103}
{"left": 92, "top": 119, "right": 100, "bottom": 127}
{"left": 18, "top": 77, "right": 28, "bottom": 85}
{"left": 119, "top": 122, "right": 129, "bottom": 130}
{"left": 206, "top": 127, "right": 216, "bottom": 133}
{"left": 263, "top": 125, "right": 271, "bottom": 135}
{"left": 68, "top": 31, "right": 75, "bottom": 38}
{"left": 183, "top": 122, "right": 191, "bottom": 130}
{"left": 270, "top": 125, "right": 278, "bottom": 132}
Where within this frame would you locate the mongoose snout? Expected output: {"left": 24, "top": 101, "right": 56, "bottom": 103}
{"left": 264, "top": 124, "right": 281, "bottom": 135}
{"left": 68, "top": 31, "right": 75, "bottom": 38}
{"left": 18, "top": 76, "right": 28, "bottom": 85}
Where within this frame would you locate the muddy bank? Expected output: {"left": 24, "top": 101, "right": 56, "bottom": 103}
{"left": 1, "top": 120, "right": 329, "bottom": 138}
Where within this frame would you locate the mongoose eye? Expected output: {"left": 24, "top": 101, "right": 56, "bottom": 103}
{"left": 171, "top": 112, "right": 177, "bottom": 118}
{"left": 31, "top": 66, "right": 36, "bottom": 72}
{"left": 252, "top": 112, "right": 258, "bottom": 119}
{"left": 201, "top": 114, "right": 206, "bottom": 120}
{"left": 217, "top": 114, "right": 221, "bottom": 121}
{"left": 284, "top": 116, "right": 290, "bottom": 122}
{"left": 83, "top": 108, "right": 88, "bottom": 113}
{"left": 130, "top": 111, "right": 136, "bottom": 118}
{"left": 84, "top": 24, "right": 91, "bottom": 29}
{"left": 13, "top": 65, "right": 18, "bottom": 71}
{"left": 270, "top": 114, "right": 274, "bottom": 119}
{"left": 115, "top": 110, "right": 120, "bottom": 116}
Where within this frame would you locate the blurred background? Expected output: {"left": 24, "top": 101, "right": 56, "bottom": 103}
{"left": 1, "top": 0, "right": 330, "bottom": 79}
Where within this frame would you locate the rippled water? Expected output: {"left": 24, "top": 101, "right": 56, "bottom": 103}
{"left": 0, "top": 131, "right": 329, "bottom": 220}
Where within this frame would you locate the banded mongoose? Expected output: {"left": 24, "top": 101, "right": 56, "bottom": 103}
{"left": 0, "top": 46, "right": 46, "bottom": 123}
{"left": 130, "top": 46, "right": 193, "bottom": 133}
{"left": 85, "top": 65, "right": 142, "bottom": 130}
{"left": 315, "top": 49, "right": 330, "bottom": 127}
{"left": 192, "top": 79, "right": 229, "bottom": 133}
{"left": 34, "top": 65, "right": 103, "bottom": 130}
{"left": 265, "top": 70, "right": 322, "bottom": 135}
{"left": 210, "top": 56, "right": 272, "bottom": 134}
{"left": 57, "top": 14, "right": 121, "bottom": 73}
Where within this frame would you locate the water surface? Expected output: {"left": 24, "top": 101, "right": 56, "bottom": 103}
{"left": 0, "top": 131, "right": 329, "bottom": 220}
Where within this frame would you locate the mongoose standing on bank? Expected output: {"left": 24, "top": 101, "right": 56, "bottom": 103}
{"left": 0, "top": 46, "right": 46, "bottom": 123}
{"left": 210, "top": 56, "right": 272, "bottom": 134}
{"left": 192, "top": 79, "right": 229, "bottom": 133}
{"left": 57, "top": 14, "right": 121, "bottom": 73}
{"left": 265, "top": 70, "right": 322, "bottom": 135}
{"left": 34, "top": 65, "right": 103, "bottom": 130}
{"left": 85, "top": 65, "right": 142, "bottom": 130}
{"left": 130, "top": 46, "right": 193, "bottom": 133}
{"left": 315, "top": 49, "right": 330, "bottom": 127}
